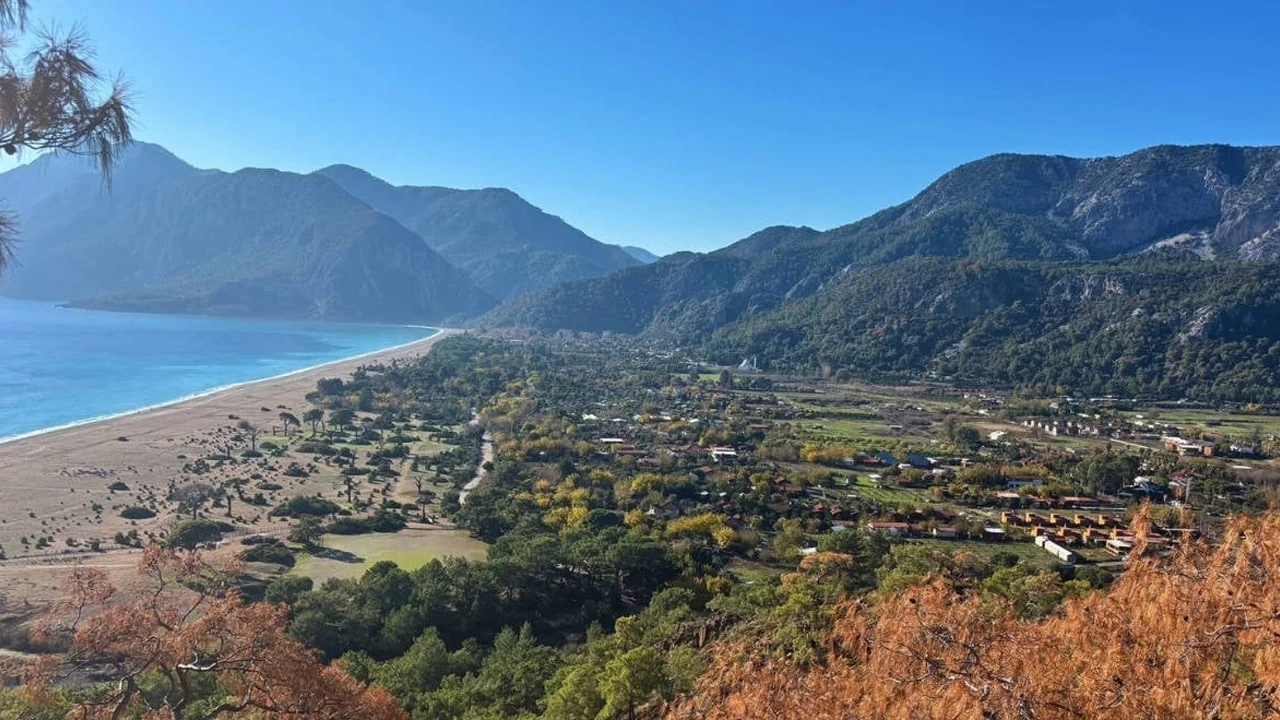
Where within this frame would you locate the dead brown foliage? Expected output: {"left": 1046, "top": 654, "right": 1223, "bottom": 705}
{"left": 17, "top": 545, "right": 406, "bottom": 720}
{"left": 671, "top": 512, "right": 1280, "bottom": 720}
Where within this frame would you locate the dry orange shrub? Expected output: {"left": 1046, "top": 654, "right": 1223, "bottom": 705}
{"left": 671, "top": 512, "right": 1280, "bottom": 720}
{"left": 19, "top": 546, "right": 406, "bottom": 720}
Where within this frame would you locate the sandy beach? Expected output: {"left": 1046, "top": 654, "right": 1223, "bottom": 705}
{"left": 0, "top": 329, "right": 457, "bottom": 607}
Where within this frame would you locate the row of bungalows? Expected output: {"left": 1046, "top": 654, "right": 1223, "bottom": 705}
{"left": 1021, "top": 418, "right": 1108, "bottom": 437}
{"left": 991, "top": 492, "right": 1102, "bottom": 509}
{"left": 1005, "top": 511, "right": 1189, "bottom": 552}
{"left": 865, "top": 520, "right": 1006, "bottom": 541}
{"left": 1003, "top": 510, "right": 1127, "bottom": 532}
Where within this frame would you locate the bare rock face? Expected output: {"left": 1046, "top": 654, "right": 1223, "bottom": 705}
{"left": 1064, "top": 159, "right": 1224, "bottom": 256}
{"left": 901, "top": 144, "right": 1280, "bottom": 261}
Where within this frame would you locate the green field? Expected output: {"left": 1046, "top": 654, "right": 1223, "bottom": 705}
{"left": 1126, "top": 409, "right": 1280, "bottom": 438}
{"left": 793, "top": 417, "right": 926, "bottom": 444}
{"left": 292, "top": 526, "right": 488, "bottom": 583}
{"left": 838, "top": 474, "right": 929, "bottom": 505}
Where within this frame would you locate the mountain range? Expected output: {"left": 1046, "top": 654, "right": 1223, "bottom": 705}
{"left": 483, "top": 144, "right": 1280, "bottom": 401}
{"left": 7, "top": 140, "right": 1280, "bottom": 400}
{"left": 0, "top": 143, "right": 642, "bottom": 322}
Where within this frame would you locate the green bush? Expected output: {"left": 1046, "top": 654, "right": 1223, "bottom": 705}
{"left": 239, "top": 541, "right": 295, "bottom": 567}
{"left": 325, "top": 509, "right": 406, "bottom": 535}
{"left": 264, "top": 575, "right": 313, "bottom": 605}
{"left": 296, "top": 441, "right": 336, "bottom": 456}
{"left": 119, "top": 506, "right": 156, "bottom": 520}
{"left": 269, "top": 495, "right": 341, "bottom": 518}
{"left": 166, "top": 519, "right": 230, "bottom": 549}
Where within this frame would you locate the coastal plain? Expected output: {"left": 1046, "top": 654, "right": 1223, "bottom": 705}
{"left": 0, "top": 330, "right": 458, "bottom": 608}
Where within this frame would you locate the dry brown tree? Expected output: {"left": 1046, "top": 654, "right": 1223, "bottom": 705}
{"left": 672, "top": 511, "right": 1280, "bottom": 720}
{"left": 18, "top": 546, "right": 407, "bottom": 720}
{"left": 0, "top": 0, "right": 133, "bottom": 274}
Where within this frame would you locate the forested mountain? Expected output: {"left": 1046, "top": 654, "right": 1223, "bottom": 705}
{"left": 0, "top": 144, "right": 492, "bottom": 322}
{"left": 317, "top": 164, "right": 639, "bottom": 299}
{"left": 483, "top": 144, "right": 1280, "bottom": 400}
{"left": 710, "top": 258, "right": 1280, "bottom": 400}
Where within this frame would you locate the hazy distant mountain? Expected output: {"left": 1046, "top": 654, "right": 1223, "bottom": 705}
{"left": 621, "top": 246, "right": 661, "bottom": 263}
{"left": 316, "top": 164, "right": 639, "bottom": 299}
{"left": 483, "top": 144, "right": 1280, "bottom": 401}
{"left": 0, "top": 144, "right": 492, "bottom": 322}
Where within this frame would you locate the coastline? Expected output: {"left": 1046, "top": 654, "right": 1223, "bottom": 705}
{"left": 0, "top": 329, "right": 459, "bottom": 593}
{"left": 0, "top": 326, "right": 445, "bottom": 446}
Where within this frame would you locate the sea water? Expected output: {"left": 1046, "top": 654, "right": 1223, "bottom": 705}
{"left": 0, "top": 298, "right": 438, "bottom": 441}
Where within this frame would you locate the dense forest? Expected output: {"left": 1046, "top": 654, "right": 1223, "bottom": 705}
{"left": 709, "top": 258, "right": 1280, "bottom": 401}
{"left": 490, "top": 256, "right": 1280, "bottom": 402}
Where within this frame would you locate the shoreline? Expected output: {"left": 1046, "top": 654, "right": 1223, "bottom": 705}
{"left": 0, "top": 328, "right": 460, "bottom": 586}
{"left": 0, "top": 327, "right": 447, "bottom": 446}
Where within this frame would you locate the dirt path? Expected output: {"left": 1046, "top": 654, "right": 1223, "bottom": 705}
{"left": 459, "top": 433, "right": 494, "bottom": 505}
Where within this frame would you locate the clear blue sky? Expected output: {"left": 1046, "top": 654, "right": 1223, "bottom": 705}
{"left": 26, "top": 0, "right": 1280, "bottom": 254}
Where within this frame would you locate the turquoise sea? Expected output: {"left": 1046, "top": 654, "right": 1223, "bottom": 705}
{"left": 0, "top": 298, "right": 438, "bottom": 441}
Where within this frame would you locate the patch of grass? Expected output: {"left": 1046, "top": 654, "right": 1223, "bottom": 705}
{"left": 840, "top": 475, "right": 929, "bottom": 505}
{"left": 1132, "top": 410, "right": 1280, "bottom": 438}
{"left": 794, "top": 418, "right": 910, "bottom": 442}
{"left": 413, "top": 437, "right": 454, "bottom": 458}
{"left": 726, "top": 559, "right": 785, "bottom": 584}
{"left": 291, "top": 527, "right": 487, "bottom": 583}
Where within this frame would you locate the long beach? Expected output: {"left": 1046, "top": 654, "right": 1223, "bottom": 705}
{"left": 0, "top": 330, "right": 456, "bottom": 606}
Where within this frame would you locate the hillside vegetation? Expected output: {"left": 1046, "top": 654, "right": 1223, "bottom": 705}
{"left": 484, "top": 144, "right": 1280, "bottom": 400}
{"left": 673, "top": 511, "right": 1280, "bottom": 720}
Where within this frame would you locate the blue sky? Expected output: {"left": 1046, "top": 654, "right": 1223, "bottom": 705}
{"left": 23, "top": 0, "right": 1280, "bottom": 254}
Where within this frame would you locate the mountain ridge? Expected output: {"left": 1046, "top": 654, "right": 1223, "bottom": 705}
{"left": 315, "top": 164, "right": 640, "bottom": 299}
{"left": 0, "top": 143, "right": 635, "bottom": 321}
{"left": 481, "top": 142, "right": 1280, "bottom": 400}
{"left": 621, "top": 245, "right": 661, "bottom": 264}
{"left": 0, "top": 148, "right": 493, "bottom": 323}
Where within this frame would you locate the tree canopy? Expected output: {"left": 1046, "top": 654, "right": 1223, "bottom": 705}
{"left": 0, "top": 0, "right": 133, "bottom": 274}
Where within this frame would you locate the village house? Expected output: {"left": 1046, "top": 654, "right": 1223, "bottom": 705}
{"left": 867, "top": 520, "right": 912, "bottom": 536}
{"left": 1162, "top": 436, "right": 1215, "bottom": 457}
{"left": 1006, "top": 476, "right": 1044, "bottom": 491}
{"left": 709, "top": 446, "right": 739, "bottom": 464}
